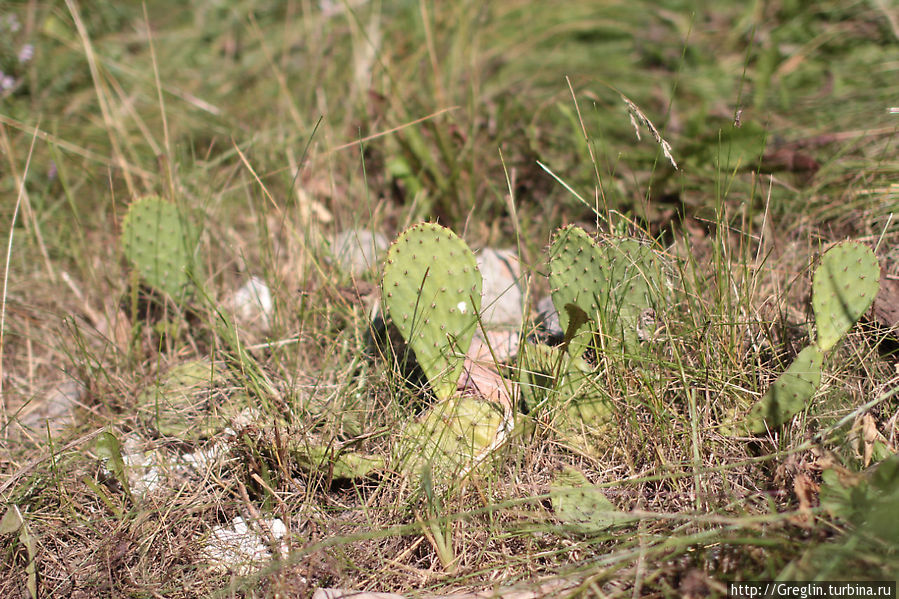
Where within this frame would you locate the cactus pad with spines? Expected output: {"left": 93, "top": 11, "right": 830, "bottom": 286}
{"left": 382, "top": 223, "right": 482, "bottom": 399}
{"left": 812, "top": 242, "right": 880, "bottom": 352}
{"left": 548, "top": 225, "right": 607, "bottom": 358}
{"left": 121, "top": 196, "right": 198, "bottom": 299}
{"left": 549, "top": 225, "right": 668, "bottom": 357}
{"left": 517, "top": 343, "right": 615, "bottom": 457}
{"left": 551, "top": 466, "right": 630, "bottom": 533}
{"left": 601, "top": 237, "right": 667, "bottom": 353}
{"left": 744, "top": 345, "right": 824, "bottom": 434}
{"left": 400, "top": 397, "right": 506, "bottom": 485}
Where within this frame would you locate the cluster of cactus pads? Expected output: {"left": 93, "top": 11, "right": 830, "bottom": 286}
{"left": 121, "top": 196, "right": 199, "bottom": 299}
{"left": 743, "top": 242, "right": 880, "bottom": 433}
{"left": 381, "top": 223, "right": 881, "bottom": 475}
{"left": 548, "top": 225, "right": 667, "bottom": 359}
{"left": 382, "top": 224, "right": 506, "bottom": 484}
{"left": 382, "top": 222, "right": 670, "bottom": 478}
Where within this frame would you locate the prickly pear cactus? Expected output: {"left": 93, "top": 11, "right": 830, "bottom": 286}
{"left": 121, "top": 196, "right": 198, "bottom": 299}
{"left": 518, "top": 342, "right": 581, "bottom": 412}
{"left": 744, "top": 345, "right": 824, "bottom": 434}
{"left": 813, "top": 242, "right": 880, "bottom": 352}
{"left": 516, "top": 343, "right": 615, "bottom": 457}
{"left": 601, "top": 238, "right": 667, "bottom": 354}
{"left": 399, "top": 397, "right": 506, "bottom": 485}
{"left": 551, "top": 466, "right": 629, "bottom": 533}
{"left": 548, "top": 225, "right": 607, "bottom": 358}
{"left": 136, "top": 359, "right": 252, "bottom": 441}
{"left": 382, "top": 223, "right": 482, "bottom": 399}
{"left": 549, "top": 225, "right": 668, "bottom": 357}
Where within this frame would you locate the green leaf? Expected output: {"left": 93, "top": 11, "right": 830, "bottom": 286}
{"left": 1, "top": 506, "right": 38, "bottom": 599}
{"left": 95, "top": 431, "right": 133, "bottom": 501}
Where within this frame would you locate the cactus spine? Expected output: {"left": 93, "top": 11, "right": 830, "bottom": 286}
{"left": 382, "top": 223, "right": 482, "bottom": 399}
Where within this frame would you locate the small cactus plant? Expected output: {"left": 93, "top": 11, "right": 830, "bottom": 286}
{"left": 812, "top": 241, "right": 880, "bottom": 352}
{"left": 381, "top": 223, "right": 482, "bottom": 399}
{"left": 548, "top": 225, "right": 667, "bottom": 358}
{"left": 548, "top": 225, "right": 607, "bottom": 359}
{"left": 121, "top": 196, "right": 199, "bottom": 299}
{"left": 742, "top": 241, "right": 880, "bottom": 434}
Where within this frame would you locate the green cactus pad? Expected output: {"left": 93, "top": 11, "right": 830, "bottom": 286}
{"left": 516, "top": 343, "right": 615, "bottom": 457}
{"left": 549, "top": 226, "right": 668, "bottom": 357}
{"left": 137, "top": 359, "right": 251, "bottom": 440}
{"left": 399, "top": 397, "right": 506, "bottom": 484}
{"left": 289, "top": 444, "right": 385, "bottom": 480}
{"left": 601, "top": 238, "right": 667, "bottom": 354}
{"left": 517, "top": 342, "right": 590, "bottom": 412}
{"left": 744, "top": 345, "right": 824, "bottom": 434}
{"left": 551, "top": 466, "right": 630, "bottom": 533}
{"left": 812, "top": 242, "right": 880, "bottom": 352}
{"left": 382, "top": 223, "right": 482, "bottom": 399}
{"left": 548, "top": 225, "right": 607, "bottom": 358}
{"left": 121, "top": 196, "right": 198, "bottom": 299}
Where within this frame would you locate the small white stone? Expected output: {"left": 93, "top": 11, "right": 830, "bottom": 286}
{"left": 228, "top": 276, "right": 273, "bottom": 329}
{"left": 268, "top": 519, "right": 287, "bottom": 539}
{"left": 180, "top": 442, "right": 229, "bottom": 472}
{"left": 202, "top": 516, "right": 288, "bottom": 575}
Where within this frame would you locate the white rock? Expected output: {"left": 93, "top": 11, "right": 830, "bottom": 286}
{"left": 20, "top": 380, "right": 83, "bottom": 436}
{"left": 228, "top": 276, "right": 273, "bottom": 329}
{"left": 180, "top": 442, "right": 230, "bottom": 473}
{"left": 120, "top": 437, "right": 164, "bottom": 497}
{"left": 202, "top": 516, "right": 288, "bottom": 575}
{"left": 477, "top": 248, "right": 524, "bottom": 329}
{"left": 331, "top": 229, "right": 388, "bottom": 276}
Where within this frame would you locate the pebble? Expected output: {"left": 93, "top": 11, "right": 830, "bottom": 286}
{"left": 228, "top": 276, "right": 273, "bottom": 329}
{"left": 19, "top": 380, "right": 83, "bottom": 436}
{"left": 202, "top": 516, "right": 288, "bottom": 575}
{"left": 331, "top": 229, "right": 388, "bottom": 276}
